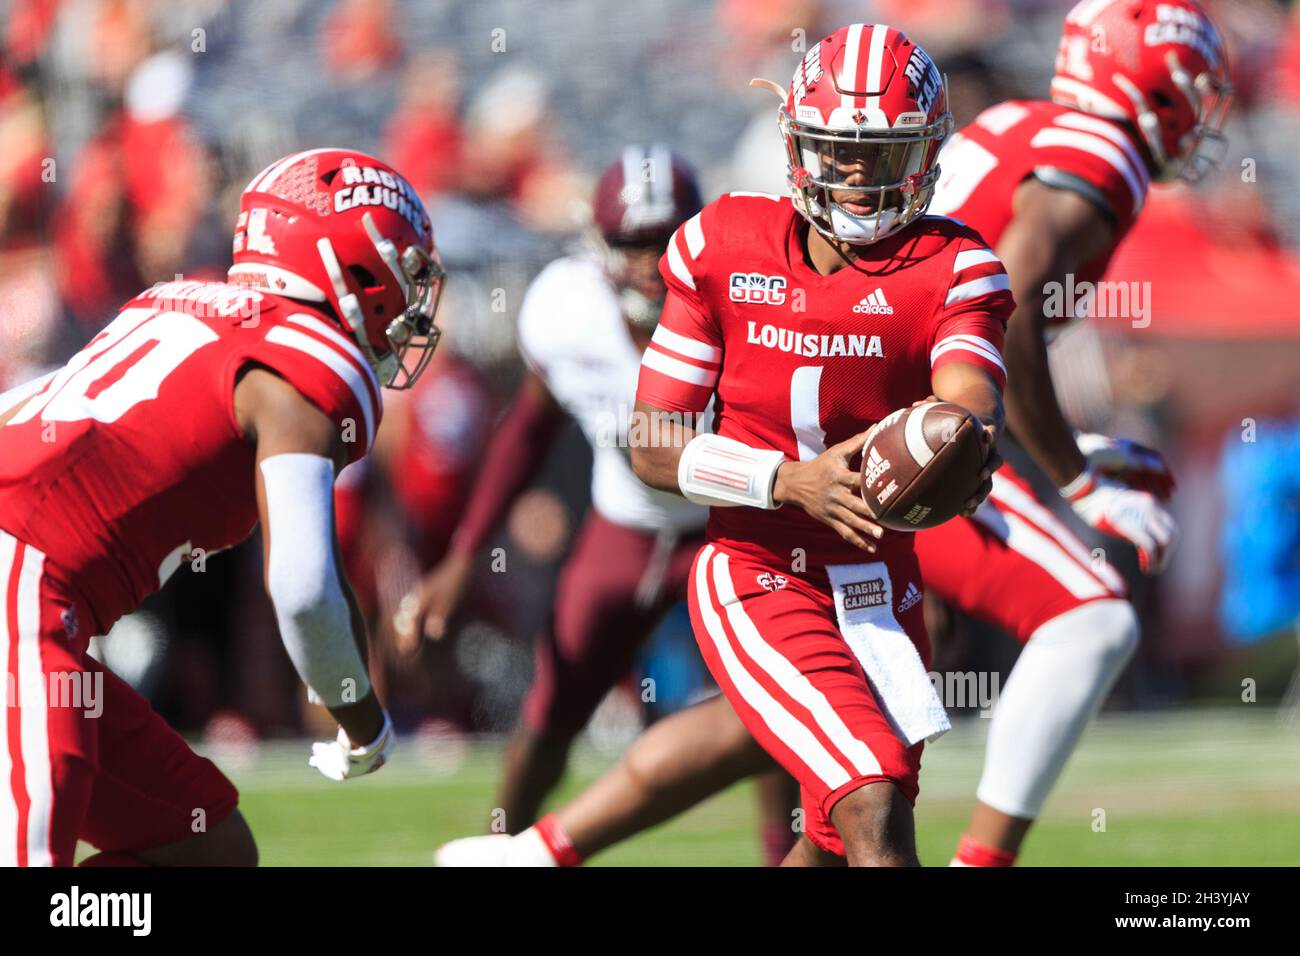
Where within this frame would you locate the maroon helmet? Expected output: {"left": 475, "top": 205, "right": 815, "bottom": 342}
{"left": 592, "top": 144, "right": 703, "bottom": 327}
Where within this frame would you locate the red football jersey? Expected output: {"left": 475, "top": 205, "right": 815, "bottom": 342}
{"left": 636, "top": 192, "right": 1013, "bottom": 576}
{"left": 0, "top": 280, "right": 382, "bottom": 634}
{"left": 930, "top": 99, "right": 1151, "bottom": 324}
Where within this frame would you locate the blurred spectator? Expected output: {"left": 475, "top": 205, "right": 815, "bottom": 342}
{"left": 321, "top": 0, "right": 402, "bottom": 82}
{"left": 384, "top": 51, "right": 464, "bottom": 199}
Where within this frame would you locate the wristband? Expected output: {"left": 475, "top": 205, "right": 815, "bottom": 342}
{"left": 677, "top": 433, "right": 786, "bottom": 509}
{"left": 1058, "top": 467, "right": 1097, "bottom": 502}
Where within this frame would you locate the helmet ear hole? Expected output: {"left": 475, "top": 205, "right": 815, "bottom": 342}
{"left": 348, "top": 264, "right": 381, "bottom": 291}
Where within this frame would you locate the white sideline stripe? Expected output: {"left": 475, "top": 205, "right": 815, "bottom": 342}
{"left": 642, "top": 346, "right": 718, "bottom": 387}
{"left": 0, "top": 533, "right": 17, "bottom": 866}
{"left": 693, "top": 548, "right": 852, "bottom": 791}
{"left": 952, "top": 248, "right": 1000, "bottom": 274}
{"left": 666, "top": 237, "right": 696, "bottom": 291}
{"left": 16, "top": 544, "right": 51, "bottom": 866}
{"left": 946, "top": 273, "right": 1011, "bottom": 306}
{"left": 285, "top": 314, "right": 381, "bottom": 400}
{"left": 1052, "top": 112, "right": 1150, "bottom": 187}
{"left": 989, "top": 473, "right": 1126, "bottom": 593}
{"left": 264, "top": 326, "right": 377, "bottom": 451}
{"left": 713, "top": 550, "right": 883, "bottom": 778}
{"left": 683, "top": 213, "right": 706, "bottom": 258}
{"left": 904, "top": 405, "right": 936, "bottom": 467}
{"left": 651, "top": 324, "right": 720, "bottom": 363}
{"left": 1029, "top": 128, "right": 1145, "bottom": 212}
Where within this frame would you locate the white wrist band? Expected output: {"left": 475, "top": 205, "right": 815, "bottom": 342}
{"left": 677, "top": 433, "right": 786, "bottom": 509}
{"left": 1058, "top": 467, "right": 1096, "bottom": 501}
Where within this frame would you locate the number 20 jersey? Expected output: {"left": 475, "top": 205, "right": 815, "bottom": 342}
{"left": 0, "top": 281, "right": 381, "bottom": 635}
{"left": 635, "top": 192, "right": 1014, "bottom": 576}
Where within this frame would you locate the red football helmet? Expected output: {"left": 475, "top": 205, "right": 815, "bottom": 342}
{"left": 228, "top": 147, "right": 445, "bottom": 388}
{"left": 1050, "top": 0, "right": 1232, "bottom": 183}
{"left": 775, "top": 23, "right": 952, "bottom": 244}
{"left": 592, "top": 144, "right": 703, "bottom": 328}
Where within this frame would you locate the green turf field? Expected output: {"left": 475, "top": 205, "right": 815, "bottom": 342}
{"left": 223, "top": 708, "right": 1300, "bottom": 866}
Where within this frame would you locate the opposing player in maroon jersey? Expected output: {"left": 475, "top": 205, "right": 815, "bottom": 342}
{"left": 434, "top": 1, "right": 1228, "bottom": 868}
{"left": 0, "top": 148, "right": 444, "bottom": 866}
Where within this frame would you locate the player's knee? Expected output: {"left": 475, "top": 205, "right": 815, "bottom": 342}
{"left": 829, "top": 781, "right": 918, "bottom": 867}
{"left": 1080, "top": 598, "right": 1140, "bottom": 665}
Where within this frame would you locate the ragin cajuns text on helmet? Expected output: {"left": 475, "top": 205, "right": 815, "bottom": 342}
{"left": 228, "top": 147, "right": 445, "bottom": 388}
{"left": 1051, "top": 0, "right": 1232, "bottom": 183}
{"left": 761, "top": 23, "right": 953, "bottom": 245}
{"left": 591, "top": 144, "right": 703, "bottom": 328}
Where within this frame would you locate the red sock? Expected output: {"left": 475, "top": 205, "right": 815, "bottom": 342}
{"left": 953, "top": 835, "right": 1017, "bottom": 867}
{"left": 534, "top": 815, "right": 583, "bottom": 867}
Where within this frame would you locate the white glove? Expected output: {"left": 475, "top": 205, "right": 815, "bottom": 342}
{"left": 1061, "top": 470, "right": 1177, "bottom": 575}
{"left": 1075, "top": 432, "right": 1175, "bottom": 499}
{"left": 309, "top": 712, "right": 394, "bottom": 781}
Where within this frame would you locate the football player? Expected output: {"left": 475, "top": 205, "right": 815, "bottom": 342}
{"left": 444, "top": 24, "right": 1011, "bottom": 867}
{"left": 434, "top": 0, "right": 1228, "bottom": 868}
{"left": 400, "top": 148, "right": 797, "bottom": 866}
{"left": 0, "top": 148, "right": 444, "bottom": 865}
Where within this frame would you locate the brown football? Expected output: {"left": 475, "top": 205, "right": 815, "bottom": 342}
{"left": 858, "top": 401, "right": 986, "bottom": 531}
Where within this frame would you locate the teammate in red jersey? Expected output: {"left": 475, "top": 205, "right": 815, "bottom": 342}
{"left": 436, "top": 0, "right": 1229, "bottom": 868}
{"left": 916, "top": 0, "right": 1230, "bottom": 866}
{"left": 0, "top": 147, "right": 445, "bottom": 866}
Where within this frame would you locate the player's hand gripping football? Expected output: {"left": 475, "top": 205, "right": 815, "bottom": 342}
{"left": 773, "top": 430, "right": 886, "bottom": 553}
{"left": 309, "top": 710, "right": 395, "bottom": 781}
{"left": 911, "top": 394, "right": 1002, "bottom": 517}
{"left": 393, "top": 550, "right": 474, "bottom": 651}
{"left": 1062, "top": 471, "right": 1177, "bottom": 575}
{"left": 1075, "top": 432, "right": 1176, "bottom": 499}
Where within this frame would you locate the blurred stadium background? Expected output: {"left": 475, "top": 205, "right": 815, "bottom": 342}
{"left": 3, "top": 0, "right": 1299, "bottom": 864}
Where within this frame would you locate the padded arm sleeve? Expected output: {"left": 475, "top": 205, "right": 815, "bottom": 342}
{"left": 261, "top": 453, "right": 371, "bottom": 708}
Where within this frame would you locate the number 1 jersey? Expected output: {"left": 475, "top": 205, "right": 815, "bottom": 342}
{"left": 636, "top": 192, "right": 1014, "bottom": 577}
{"left": 0, "top": 281, "right": 381, "bottom": 635}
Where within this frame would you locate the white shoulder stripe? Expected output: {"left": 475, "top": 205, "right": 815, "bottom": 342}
{"left": 953, "top": 248, "right": 1000, "bottom": 274}
{"left": 946, "top": 273, "right": 1011, "bottom": 307}
{"left": 265, "top": 325, "right": 377, "bottom": 451}
{"left": 642, "top": 346, "right": 718, "bottom": 387}
{"left": 666, "top": 236, "right": 697, "bottom": 291}
{"left": 651, "top": 323, "right": 720, "bottom": 363}
{"left": 1051, "top": 112, "right": 1149, "bottom": 186}
{"left": 1029, "top": 128, "right": 1145, "bottom": 212}
{"left": 285, "top": 313, "right": 381, "bottom": 399}
{"left": 683, "top": 212, "right": 706, "bottom": 258}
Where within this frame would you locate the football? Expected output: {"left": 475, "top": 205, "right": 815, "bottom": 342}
{"left": 858, "top": 401, "right": 986, "bottom": 531}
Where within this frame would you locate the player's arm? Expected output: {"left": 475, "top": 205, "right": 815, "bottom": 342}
{"left": 999, "top": 177, "right": 1175, "bottom": 573}
{"left": 395, "top": 368, "right": 564, "bottom": 645}
{"left": 997, "top": 176, "right": 1113, "bottom": 486}
{"left": 932, "top": 360, "right": 1005, "bottom": 515}
{"left": 630, "top": 289, "right": 886, "bottom": 554}
{"left": 234, "top": 366, "right": 392, "bottom": 779}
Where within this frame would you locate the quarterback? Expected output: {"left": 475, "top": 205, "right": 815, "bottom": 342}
{"left": 441, "top": 0, "right": 1229, "bottom": 868}
{"left": 442, "top": 23, "right": 1010, "bottom": 867}
{"left": 0, "top": 148, "right": 444, "bottom": 865}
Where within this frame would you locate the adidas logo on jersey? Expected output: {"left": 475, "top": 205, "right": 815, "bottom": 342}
{"left": 853, "top": 289, "right": 894, "bottom": 315}
{"left": 897, "top": 581, "right": 923, "bottom": 613}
